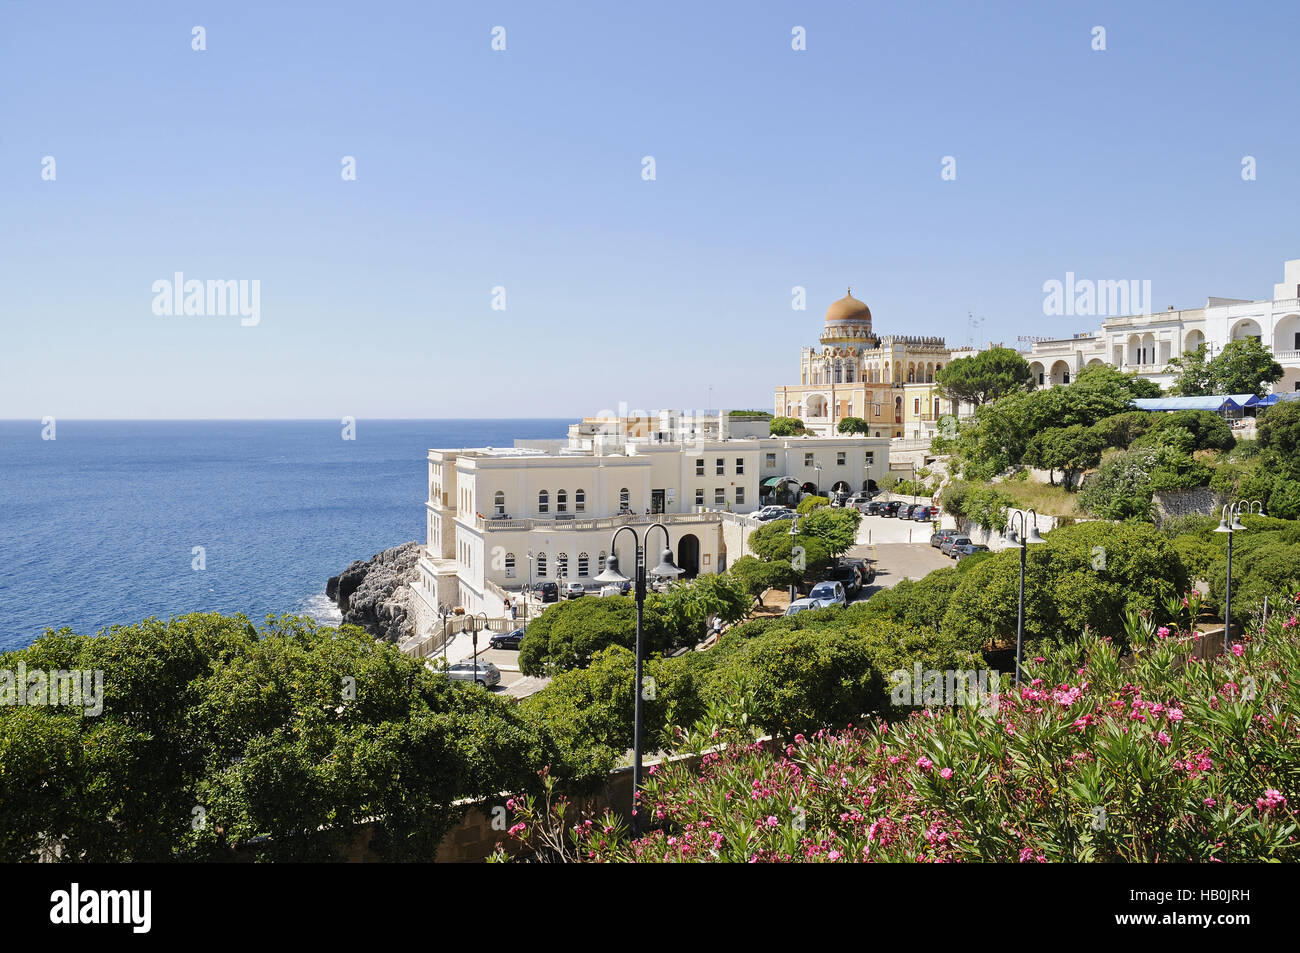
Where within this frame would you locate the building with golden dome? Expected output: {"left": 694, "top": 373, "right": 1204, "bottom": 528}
{"left": 774, "top": 289, "right": 965, "bottom": 438}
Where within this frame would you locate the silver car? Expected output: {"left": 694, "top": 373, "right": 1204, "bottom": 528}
{"left": 784, "top": 597, "right": 830, "bottom": 616}
{"left": 444, "top": 659, "right": 501, "bottom": 688}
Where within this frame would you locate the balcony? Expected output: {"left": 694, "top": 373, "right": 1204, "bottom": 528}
{"left": 470, "top": 511, "right": 723, "bottom": 532}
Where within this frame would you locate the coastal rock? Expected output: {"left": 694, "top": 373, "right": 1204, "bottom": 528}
{"left": 326, "top": 542, "right": 421, "bottom": 642}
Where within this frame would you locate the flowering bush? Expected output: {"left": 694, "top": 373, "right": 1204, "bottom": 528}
{"left": 499, "top": 598, "right": 1300, "bottom": 862}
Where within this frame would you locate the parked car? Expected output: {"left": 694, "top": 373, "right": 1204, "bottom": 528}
{"left": 898, "top": 504, "right": 920, "bottom": 520}
{"left": 538, "top": 581, "right": 559, "bottom": 603}
{"left": 850, "top": 557, "right": 877, "bottom": 585}
{"left": 767, "top": 511, "right": 796, "bottom": 522}
{"left": 864, "top": 500, "right": 884, "bottom": 516}
{"left": 911, "top": 506, "right": 933, "bottom": 521}
{"left": 941, "top": 535, "right": 973, "bottom": 557}
{"left": 752, "top": 505, "right": 786, "bottom": 521}
{"left": 488, "top": 628, "right": 526, "bottom": 650}
{"left": 930, "top": 528, "right": 960, "bottom": 549}
{"left": 824, "top": 562, "right": 861, "bottom": 599}
{"left": 848, "top": 491, "right": 875, "bottom": 506}
{"left": 784, "top": 597, "right": 830, "bottom": 616}
{"left": 808, "top": 580, "right": 848, "bottom": 607}
{"left": 598, "top": 581, "right": 633, "bottom": 597}
{"left": 881, "top": 501, "right": 903, "bottom": 518}
{"left": 563, "top": 581, "right": 586, "bottom": 599}
{"left": 953, "top": 543, "right": 991, "bottom": 562}
{"left": 444, "top": 659, "right": 501, "bottom": 688}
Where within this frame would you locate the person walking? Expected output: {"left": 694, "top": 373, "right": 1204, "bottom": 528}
{"left": 509, "top": 599, "right": 518, "bottom": 622}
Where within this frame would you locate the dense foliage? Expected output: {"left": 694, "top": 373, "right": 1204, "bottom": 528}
{"left": 933, "top": 346, "right": 1034, "bottom": 407}
{"left": 1169, "top": 339, "right": 1285, "bottom": 397}
{"left": 0, "top": 615, "right": 552, "bottom": 861}
{"left": 502, "top": 601, "right": 1300, "bottom": 862}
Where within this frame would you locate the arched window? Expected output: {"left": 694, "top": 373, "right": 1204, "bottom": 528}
{"left": 556, "top": 553, "right": 569, "bottom": 578}
{"left": 619, "top": 487, "right": 630, "bottom": 509}
{"left": 505, "top": 553, "right": 516, "bottom": 578}
{"left": 538, "top": 490, "right": 549, "bottom": 514}
{"left": 493, "top": 490, "right": 505, "bottom": 516}
{"left": 598, "top": 551, "right": 607, "bottom": 573}
{"left": 536, "top": 552, "right": 548, "bottom": 576}
{"left": 556, "top": 489, "right": 568, "bottom": 513}
{"left": 575, "top": 489, "right": 586, "bottom": 513}
{"left": 578, "top": 553, "right": 590, "bottom": 576}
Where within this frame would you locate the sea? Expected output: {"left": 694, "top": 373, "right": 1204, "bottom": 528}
{"left": 0, "top": 419, "right": 573, "bottom": 652}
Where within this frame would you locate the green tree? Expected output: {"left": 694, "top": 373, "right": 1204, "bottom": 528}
{"left": 1023, "top": 425, "right": 1104, "bottom": 489}
{"left": 769, "top": 416, "right": 809, "bottom": 437}
{"left": 837, "top": 416, "right": 869, "bottom": 435}
{"left": 1258, "top": 401, "right": 1300, "bottom": 482}
{"left": 934, "top": 347, "right": 1034, "bottom": 407}
{"left": 728, "top": 555, "right": 797, "bottom": 608}
{"left": 1171, "top": 339, "right": 1284, "bottom": 397}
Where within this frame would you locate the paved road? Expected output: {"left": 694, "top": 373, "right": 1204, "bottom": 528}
{"left": 847, "top": 541, "right": 953, "bottom": 597}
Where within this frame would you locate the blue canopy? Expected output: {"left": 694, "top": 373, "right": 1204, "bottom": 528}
{"left": 1131, "top": 396, "right": 1243, "bottom": 412}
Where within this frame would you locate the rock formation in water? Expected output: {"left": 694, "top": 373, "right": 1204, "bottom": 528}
{"left": 326, "top": 541, "right": 420, "bottom": 642}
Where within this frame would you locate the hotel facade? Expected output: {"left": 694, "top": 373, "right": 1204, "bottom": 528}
{"left": 1021, "top": 258, "right": 1300, "bottom": 393}
{"left": 410, "top": 412, "right": 890, "bottom": 629}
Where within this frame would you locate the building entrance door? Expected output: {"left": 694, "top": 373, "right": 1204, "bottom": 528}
{"left": 651, "top": 489, "right": 666, "bottom": 514}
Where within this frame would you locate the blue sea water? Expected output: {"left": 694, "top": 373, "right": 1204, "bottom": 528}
{"left": 0, "top": 419, "right": 572, "bottom": 651}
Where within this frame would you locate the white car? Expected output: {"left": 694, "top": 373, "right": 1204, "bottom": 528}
{"left": 784, "top": 598, "right": 830, "bottom": 616}
{"left": 808, "top": 580, "right": 848, "bottom": 607}
{"left": 752, "top": 506, "right": 790, "bottom": 522}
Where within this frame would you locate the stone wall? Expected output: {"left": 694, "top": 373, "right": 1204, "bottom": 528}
{"left": 1153, "top": 487, "right": 1225, "bottom": 525}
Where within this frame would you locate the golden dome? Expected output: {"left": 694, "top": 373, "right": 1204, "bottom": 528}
{"left": 825, "top": 288, "right": 872, "bottom": 325}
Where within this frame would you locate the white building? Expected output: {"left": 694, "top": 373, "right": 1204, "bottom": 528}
{"left": 410, "top": 412, "right": 890, "bottom": 633}
{"left": 1021, "top": 258, "right": 1300, "bottom": 393}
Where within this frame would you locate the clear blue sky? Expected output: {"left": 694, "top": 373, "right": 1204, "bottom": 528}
{"left": 2, "top": 0, "right": 1297, "bottom": 419}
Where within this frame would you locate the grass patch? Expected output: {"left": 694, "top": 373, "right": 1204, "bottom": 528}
{"left": 996, "top": 479, "right": 1080, "bottom": 517}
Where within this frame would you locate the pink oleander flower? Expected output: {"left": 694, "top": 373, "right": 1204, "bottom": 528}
{"left": 1204, "top": 798, "right": 1217, "bottom": 807}
{"left": 1167, "top": 707, "right": 1184, "bottom": 722}
{"left": 916, "top": 756, "right": 933, "bottom": 772}
{"left": 939, "top": 767, "right": 953, "bottom": 780}
{"left": 1156, "top": 731, "right": 1171, "bottom": 748}
{"left": 1231, "top": 643, "right": 1245, "bottom": 657}
{"left": 1256, "top": 789, "right": 1287, "bottom": 813}
{"left": 794, "top": 733, "right": 805, "bottom": 743}
{"left": 507, "top": 822, "right": 527, "bottom": 838}
{"left": 765, "top": 815, "right": 779, "bottom": 827}
{"left": 828, "top": 849, "right": 842, "bottom": 861}
{"left": 1156, "top": 626, "right": 1170, "bottom": 639}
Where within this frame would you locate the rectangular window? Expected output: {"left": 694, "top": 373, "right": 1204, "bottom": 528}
{"left": 914, "top": 398, "right": 921, "bottom": 415}
{"left": 714, "top": 488, "right": 725, "bottom": 505}
{"left": 695, "top": 488, "right": 704, "bottom": 506}
{"left": 836, "top": 452, "right": 846, "bottom": 466}
{"left": 696, "top": 458, "right": 704, "bottom": 476}
{"left": 804, "top": 452, "right": 814, "bottom": 467}
{"left": 865, "top": 451, "right": 874, "bottom": 467}
{"left": 716, "top": 458, "right": 725, "bottom": 475}
{"left": 736, "top": 457, "right": 745, "bottom": 475}
{"left": 765, "top": 453, "right": 776, "bottom": 468}
{"left": 735, "top": 487, "right": 745, "bottom": 505}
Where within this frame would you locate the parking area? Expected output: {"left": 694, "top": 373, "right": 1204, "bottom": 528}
{"left": 848, "top": 542, "right": 952, "bottom": 596}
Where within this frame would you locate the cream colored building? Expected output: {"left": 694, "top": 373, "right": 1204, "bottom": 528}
{"left": 774, "top": 289, "right": 964, "bottom": 439}
{"left": 411, "top": 412, "right": 890, "bottom": 628}
{"left": 1022, "top": 258, "right": 1300, "bottom": 393}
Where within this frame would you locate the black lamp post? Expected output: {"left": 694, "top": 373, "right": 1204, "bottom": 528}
{"left": 593, "top": 523, "right": 683, "bottom": 836}
{"left": 1215, "top": 499, "right": 1264, "bottom": 653}
{"left": 464, "top": 611, "right": 489, "bottom": 684}
{"left": 1002, "top": 509, "right": 1046, "bottom": 686}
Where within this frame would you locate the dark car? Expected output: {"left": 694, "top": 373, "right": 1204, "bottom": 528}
{"left": 864, "top": 500, "right": 884, "bottom": 516}
{"left": 898, "top": 504, "right": 919, "bottom": 520}
{"left": 881, "top": 501, "right": 903, "bottom": 518}
{"left": 539, "top": 581, "right": 559, "bottom": 603}
{"left": 848, "top": 557, "right": 876, "bottom": 586}
{"left": 825, "top": 562, "right": 862, "bottom": 599}
{"left": 488, "top": 628, "right": 526, "bottom": 650}
{"left": 911, "top": 506, "right": 933, "bottom": 521}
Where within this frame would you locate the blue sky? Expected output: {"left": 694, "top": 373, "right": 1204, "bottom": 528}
{"left": 1, "top": 0, "right": 1297, "bottom": 418}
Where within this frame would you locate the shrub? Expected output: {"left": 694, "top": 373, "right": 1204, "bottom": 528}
{"left": 796, "top": 494, "right": 829, "bottom": 514}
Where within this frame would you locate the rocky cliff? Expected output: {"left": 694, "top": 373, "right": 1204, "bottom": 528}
{"left": 326, "top": 542, "right": 421, "bottom": 642}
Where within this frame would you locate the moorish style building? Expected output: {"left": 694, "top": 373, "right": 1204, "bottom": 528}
{"left": 774, "top": 289, "right": 963, "bottom": 439}
{"left": 1021, "top": 257, "right": 1300, "bottom": 393}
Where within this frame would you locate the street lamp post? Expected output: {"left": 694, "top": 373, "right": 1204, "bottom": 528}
{"left": 1002, "top": 509, "right": 1046, "bottom": 686}
{"left": 814, "top": 463, "right": 823, "bottom": 496}
{"left": 1215, "top": 500, "right": 1264, "bottom": 653}
{"left": 466, "top": 611, "right": 489, "bottom": 684}
{"left": 437, "top": 604, "right": 452, "bottom": 667}
{"left": 593, "top": 523, "right": 683, "bottom": 837}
